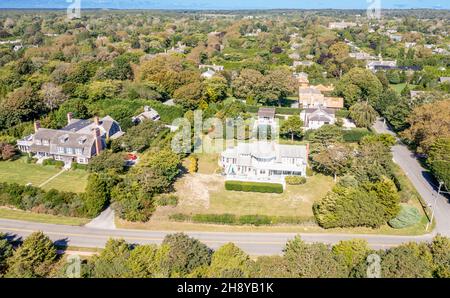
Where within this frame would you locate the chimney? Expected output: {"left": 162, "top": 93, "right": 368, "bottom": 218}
{"left": 34, "top": 121, "right": 41, "bottom": 133}
{"left": 67, "top": 112, "right": 73, "bottom": 125}
{"left": 94, "top": 116, "right": 100, "bottom": 126}
{"left": 93, "top": 128, "right": 102, "bottom": 155}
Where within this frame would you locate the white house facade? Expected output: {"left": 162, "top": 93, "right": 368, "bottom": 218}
{"left": 219, "top": 141, "right": 308, "bottom": 184}
{"left": 300, "top": 107, "right": 336, "bottom": 130}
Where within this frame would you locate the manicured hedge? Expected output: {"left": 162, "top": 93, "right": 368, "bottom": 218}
{"left": 169, "top": 213, "right": 315, "bottom": 226}
{"left": 246, "top": 105, "right": 301, "bottom": 115}
{"left": 388, "top": 205, "right": 422, "bottom": 229}
{"left": 225, "top": 181, "right": 283, "bottom": 193}
{"left": 193, "top": 213, "right": 236, "bottom": 224}
{"left": 342, "top": 128, "right": 373, "bottom": 143}
{"left": 285, "top": 176, "right": 307, "bottom": 185}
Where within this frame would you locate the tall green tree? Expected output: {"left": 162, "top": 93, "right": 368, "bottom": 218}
{"left": 283, "top": 236, "right": 347, "bottom": 278}
{"left": 206, "top": 243, "right": 254, "bottom": 278}
{"left": 335, "top": 67, "right": 383, "bottom": 108}
{"left": 280, "top": 115, "right": 304, "bottom": 141}
{"left": 427, "top": 138, "right": 450, "bottom": 190}
{"left": 349, "top": 102, "right": 378, "bottom": 128}
{"left": 6, "top": 232, "right": 57, "bottom": 278}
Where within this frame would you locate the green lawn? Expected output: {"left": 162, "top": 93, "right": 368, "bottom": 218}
{"left": 390, "top": 83, "right": 418, "bottom": 95}
{"left": 0, "top": 208, "right": 90, "bottom": 226}
{"left": 0, "top": 157, "right": 88, "bottom": 193}
{"left": 156, "top": 173, "right": 334, "bottom": 219}
{"left": 207, "top": 174, "right": 334, "bottom": 217}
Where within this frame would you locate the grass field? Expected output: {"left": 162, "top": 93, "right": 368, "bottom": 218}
{"left": 141, "top": 172, "right": 335, "bottom": 226}
{"left": 0, "top": 157, "right": 88, "bottom": 193}
{"left": 0, "top": 208, "right": 90, "bottom": 226}
{"left": 390, "top": 83, "right": 418, "bottom": 95}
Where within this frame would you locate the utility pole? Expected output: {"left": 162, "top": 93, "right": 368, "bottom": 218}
{"left": 426, "top": 181, "right": 444, "bottom": 232}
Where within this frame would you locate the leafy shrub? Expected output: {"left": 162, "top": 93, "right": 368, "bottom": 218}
{"left": 42, "top": 159, "right": 64, "bottom": 168}
{"left": 155, "top": 194, "right": 179, "bottom": 207}
{"left": 187, "top": 155, "right": 198, "bottom": 173}
{"left": 285, "top": 176, "right": 307, "bottom": 185}
{"left": 225, "top": 181, "right": 283, "bottom": 193}
{"left": 71, "top": 162, "right": 88, "bottom": 170}
{"left": 388, "top": 205, "right": 422, "bottom": 229}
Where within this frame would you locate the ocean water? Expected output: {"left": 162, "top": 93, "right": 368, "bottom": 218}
{"left": 0, "top": 0, "right": 449, "bottom": 10}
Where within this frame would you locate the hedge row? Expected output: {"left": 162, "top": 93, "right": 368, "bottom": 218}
{"left": 169, "top": 213, "right": 315, "bottom": 226}
{"left": 0, "top": 182, "right": 90, "bottom": 218}
{"left": 285, "top": 176, "right": 306, "bottom": 185}
{"left": 246, "top": 105, "right": 301, "bottom": 115}
{"left": 225, "top": 181, "right": 283, "bottom": 193}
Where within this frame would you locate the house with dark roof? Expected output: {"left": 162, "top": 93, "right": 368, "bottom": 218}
{"left": 300, "top": 106, "right": 336, "bottom": 130}
{"left": 17, "top": 113, "right": 123, "bottom": 165}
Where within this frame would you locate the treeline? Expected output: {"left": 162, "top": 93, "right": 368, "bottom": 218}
{"left": 0, "top": 179, "right": 109, "bottom": 219}
{"left": 1, "top": 232, "right": 449, "bottom": 278}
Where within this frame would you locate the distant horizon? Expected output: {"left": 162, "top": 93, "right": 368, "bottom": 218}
{"left": 0, "top": 0, "right": 449, "bottom": 10}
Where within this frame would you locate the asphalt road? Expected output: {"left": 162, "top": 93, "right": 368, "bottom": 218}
{"left": 0, "top": 118, "right": 448, "bottom": 255}
{"left": 373, "top": 118, "right": 450, "bottom": 236}
{"left": 0, "top": 218, "right": 433, "bottom": 255}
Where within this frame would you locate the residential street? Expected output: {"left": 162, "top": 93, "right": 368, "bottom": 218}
{"left": 0, "top": 218, "right": 433, "bottom": 255}
{"left": 373, "top": 118, "right": 450, "bottom": 236}
{"left": 0, "top": 118, "right": 447, "bottom": 255}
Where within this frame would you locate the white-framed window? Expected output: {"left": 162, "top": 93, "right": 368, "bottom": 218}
{"left": 66, "top": 147, "right": 74, "bottom": 155}
{"left": 42, "top": 139, "right": 49, "bottom": 146}
{"left": 57, "top": 147, "right": 64, "bottom": 154}
{"left": 75, "top": 148, "right": 83, "bottom": 156}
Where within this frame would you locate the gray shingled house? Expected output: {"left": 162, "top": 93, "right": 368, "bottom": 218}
{"left": 17, "top": 113, "right": 123, "bottom": 165}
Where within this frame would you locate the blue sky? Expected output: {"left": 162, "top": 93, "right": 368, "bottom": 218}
{"left": 0, "top": 0, "right": 449, "bottom": 9}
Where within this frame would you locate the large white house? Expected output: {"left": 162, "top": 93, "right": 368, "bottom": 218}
{"left": 219, "top": 141, "right": 308, "bottom": 184}
{"left": 300, "top": 106, "right": 336, "bottom": 130}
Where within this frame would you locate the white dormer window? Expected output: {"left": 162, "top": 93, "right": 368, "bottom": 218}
{"left": 78, "top": 136, "right": 87, "bottom": 145}
{"left": 42, "top": 139, "right": 49, "bottom": 146}
{"left": 59, "top": 134, "right": 69, "bottom": 143}
{"left": 35, "top": 139, "right": 42, "bottom": 145}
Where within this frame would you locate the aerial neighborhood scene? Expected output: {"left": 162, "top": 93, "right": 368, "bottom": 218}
{"left": 0, "top": 0, "right": 449, "bottom": 283}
